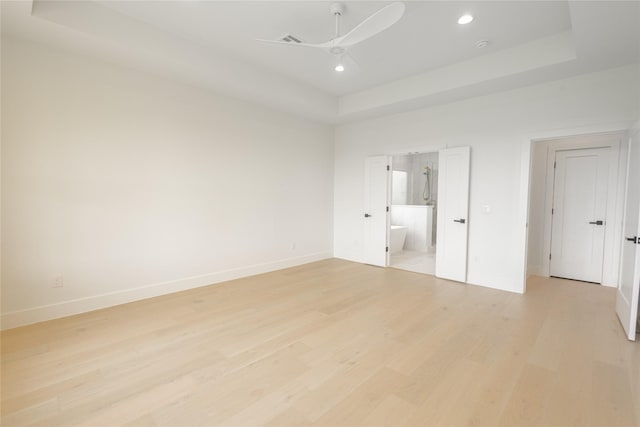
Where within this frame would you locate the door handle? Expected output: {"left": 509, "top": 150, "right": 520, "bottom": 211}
{"left": 626, "top": 236, "right": 638, "bottom": 243}
{"left": 364, "top": 213, "right": 372, "bottom": 218}
{"left": 453, "top": 218, "right": 466, "bottom": 224}
{"left": 589, "top": 220, "right": 604, "bottom": 225}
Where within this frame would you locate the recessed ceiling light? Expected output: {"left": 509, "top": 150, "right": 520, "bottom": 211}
{"left": 335, "top": 63, "right": 345, "bottom": 72}
{"left": 458, "top": 14, "right": 473, "bottom": 25}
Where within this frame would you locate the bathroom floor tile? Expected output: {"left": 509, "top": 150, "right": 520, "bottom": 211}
{"left": 390, "top": 250, "right": 435, "bottom": 275}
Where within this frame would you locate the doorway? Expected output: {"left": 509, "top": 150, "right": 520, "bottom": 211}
{"left": 363, "top": 147, "right": 470, "bottom": 282}
{"left": 388, "top": 152, "right": 439, "bottom": 275}
{"left": 526, "top": 132, "right": 626, "bottom": 286}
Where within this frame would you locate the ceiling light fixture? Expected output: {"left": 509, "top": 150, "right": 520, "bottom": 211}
{"left": 458, "top": 14, "right": 473, "bottom": 25}
{"left": 335, "top": 63, "right": 345, "bottom": 72}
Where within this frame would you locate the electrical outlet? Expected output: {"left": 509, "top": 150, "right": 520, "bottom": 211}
{"left": 53, "top": 275, "right": 64, "bottom": 288}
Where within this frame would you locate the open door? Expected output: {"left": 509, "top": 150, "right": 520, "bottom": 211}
{"left": 436, "top": 147, "right": 470, "bottom": 282}
{"left": 363, "top": 156, "right": 391, "bottom": 267}
{"left": 616, "top": 135, "right": 640, "bottom": 341}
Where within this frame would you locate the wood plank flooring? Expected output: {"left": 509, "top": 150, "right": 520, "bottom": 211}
{"left": 2, "top": 258, "right": 639, "bottom": 426}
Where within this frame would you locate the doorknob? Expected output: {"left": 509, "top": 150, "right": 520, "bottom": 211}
{"left": 453, "top": 218, "right": 466, "bottom": 224}
{"left": 364, "top": 213, "right": 372, "bottom": 218}
{"left": 626, "top": 236, "right": 638, "bottom": 243}
{"left": 589, "top": 220, "right": 604, "bottom": 225}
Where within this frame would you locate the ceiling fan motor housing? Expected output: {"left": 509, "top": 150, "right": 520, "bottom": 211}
{"left": 330, "top": 2, "right": 345, "bottom": 16}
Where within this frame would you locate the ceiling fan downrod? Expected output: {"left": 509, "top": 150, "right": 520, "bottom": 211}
{"left": 330, "top": 2, "right": 345, "bottom": 40}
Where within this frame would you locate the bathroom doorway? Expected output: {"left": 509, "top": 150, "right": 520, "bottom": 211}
{"left": 389, "top": 152, "right": 438, "bottom": 275}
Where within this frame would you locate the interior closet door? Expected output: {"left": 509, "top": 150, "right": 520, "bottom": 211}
{"left": 550, "top": 148, "right": 609, "bottom": 283}
{"left": 435, "top": 147, "right": 470, "bottom": 282}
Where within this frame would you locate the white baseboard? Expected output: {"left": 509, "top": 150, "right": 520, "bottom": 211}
{"left": 1, "top": 251, "right": 333, "bottom": 330}
{"left": 526, "top": 265, "right": 547, "bottom": 278}
{"left": 466, "top": 277, "right": 525, "bottom": 294}
{"left": 526, "top": 266, "right": 617, "bottom": 288}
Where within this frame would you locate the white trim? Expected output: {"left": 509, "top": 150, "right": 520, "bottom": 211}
{"left": 517, "top": 138, "right": 533, "bottom": 293}
{"left": 385, "top": 142, "right": 447, "bottom": 156}
{"left": 386, "top": 156, "right": 393, "bottom": 267}
{"left": 467, "top": 277, "right": 521, "bottom": 294}
{"left": 1, "top": 251, "right": 333, "bottom": 330}
{"left": 527, "top": 265, "right": 546, "bottom": 278}
{"left": 525, "top": 122, "right": 632, "bottom": 143}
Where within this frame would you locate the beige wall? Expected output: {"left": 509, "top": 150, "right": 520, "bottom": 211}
{"left": 1, "top": 38, "right": 335, "bottom": 328}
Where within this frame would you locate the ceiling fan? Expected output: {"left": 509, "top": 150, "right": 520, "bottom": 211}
{"left": 257, "top": 2, "right": 406, "bottom": 72}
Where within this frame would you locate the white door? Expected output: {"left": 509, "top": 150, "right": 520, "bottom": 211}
{"left": 363, "top": 156, "right": 391, "bottom": 267}
{"left": 616, "top": 136, "right": 640, "bottom": 341}
{"left": 435, "top": 147, "right": 470, "bottom": 282}
{"left": 550, "top": 148, "right": 609, "bottom": 283}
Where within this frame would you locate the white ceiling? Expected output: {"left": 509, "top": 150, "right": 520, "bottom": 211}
{"left": 2, "top": 1, "right": 639, "bottom": 123}
{"left": 94, "top": 1, "right": 573, "bottom": 96}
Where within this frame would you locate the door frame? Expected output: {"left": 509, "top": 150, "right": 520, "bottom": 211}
{"left": 363, "top": 155, "right": 393, "bottom": 267}
{"left": 383, "top": 145, "right": 447, "bottom": 273}
{"left": 385, "top": 146, "right": 469, "bottom": 281}
{"left": 524, "top": 130, "right": 628, "bottom": 290}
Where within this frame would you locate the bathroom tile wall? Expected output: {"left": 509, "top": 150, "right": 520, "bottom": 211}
{"left": 392, "top": 153, "right": 438, "bottom": 206}
{"left": 410, "top": 153, "right": 438, "bottom": 206}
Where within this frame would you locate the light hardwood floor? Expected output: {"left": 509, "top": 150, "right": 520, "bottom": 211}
{"left": 2, "top": 258, "right": 639, "bottom": 426}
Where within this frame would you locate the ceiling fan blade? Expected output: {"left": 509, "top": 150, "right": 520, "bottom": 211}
{"left": 336, "top": 2, "right": 405, "bottom": 47}
{"left": 256, "top": 39, "right": 331, "bottom": 50}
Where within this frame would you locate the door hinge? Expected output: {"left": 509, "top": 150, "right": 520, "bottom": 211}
{"left": 386, "top": 246, "right": 389, "bottom": 253}
{"left": 549, "top": 253, "right": 552, "bottom": 260}
{"left": 386, "top": 165, "right": 390, "bottom": 171}
{"left": 554, "top": 161, "right": 556, "bottom": 169}
{"left": 551, "top": 208, "right": 554, "bottom": 215}
{"left": 386, "top": 206, "right": 389, "bottom": 212}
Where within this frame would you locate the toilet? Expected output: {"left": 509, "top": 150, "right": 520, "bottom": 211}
{"left": 389, "top": 225, "right": 408, "bottom": 253}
